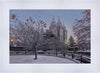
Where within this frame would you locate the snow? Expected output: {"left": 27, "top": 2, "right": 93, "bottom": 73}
{"left": 37, "top": 50, "right": 44, "bottom": 53}
{"left": 10, "top": 55, "right": 77, "bottom": 64}
{"left": 77, "top": 49, "right": 91, "bottom": 52}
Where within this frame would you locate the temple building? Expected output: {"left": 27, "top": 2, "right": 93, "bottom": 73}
{"left": 49, "top": 16, "right": 67, "bottom": 43}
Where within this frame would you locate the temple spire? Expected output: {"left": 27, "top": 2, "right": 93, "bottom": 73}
{"left": 57, "top": 15, "right": 62, "bottom": 26}
{"left": 52, "top": 16, "right": 55, "bottom": 22}
{"left": 58, "top": 15, "right": 61, "bottom": 22}
{"left": 63, "top": 21, "right": 65, "bottom": 29}
{"left": 50, "top": 16, "right": 56, "bottom": 26}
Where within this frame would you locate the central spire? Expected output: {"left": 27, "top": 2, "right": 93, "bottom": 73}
{"left": 52, "top": 16, "right": 55, "bottom": 22}
{"left": 58, "top": 15, "right": 60, "bottom": 22}
{"left": 57, "top": 15, "right": 62, "bottom": 25}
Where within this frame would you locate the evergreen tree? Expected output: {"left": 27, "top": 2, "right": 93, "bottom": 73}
{"left": 69, "top": 36, "right": 75, "bottom": 47}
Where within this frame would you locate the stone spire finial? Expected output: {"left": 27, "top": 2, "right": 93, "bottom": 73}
{"left": 58, "top": 15, "right": 60, "bottom": 22}
{"left": 57, "top": 15, "right": 62, "bottom": 26}
{"left": 50, "top": 16, "right": 56, "bottom": 26}
{"left": 63, "top": 21, "right": 65, "bottom": 29}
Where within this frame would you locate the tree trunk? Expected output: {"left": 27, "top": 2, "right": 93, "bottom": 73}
{"left": 63, "top": 53, "right": 65, "bottom": 57}
{"left": 56, "top": 49, "right": 58, "bottom": 56}
{"left": 34, "top": 48, "right": 37, "bottom": 60}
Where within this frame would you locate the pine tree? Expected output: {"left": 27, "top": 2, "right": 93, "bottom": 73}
{"left": 69, "top": 36, "right": 75, "bottom": 47}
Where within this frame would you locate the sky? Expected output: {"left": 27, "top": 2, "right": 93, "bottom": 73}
{"left": 10, "top": 9, "right": 85, "bottom": 43}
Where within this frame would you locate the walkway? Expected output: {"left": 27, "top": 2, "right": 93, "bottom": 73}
{"left": 10, "top": 55, "right": 77, "bottom": 64}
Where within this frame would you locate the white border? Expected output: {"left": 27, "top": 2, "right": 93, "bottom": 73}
{"left": 0, "top": 0, "right": 100, "bottom": 73}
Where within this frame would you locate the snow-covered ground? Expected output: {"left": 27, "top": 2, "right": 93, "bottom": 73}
{"left": 10, "top": 55, "right": 77, "bottom": 64}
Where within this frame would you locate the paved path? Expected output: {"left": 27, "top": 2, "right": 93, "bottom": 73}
{"left": 10, "top": 55, "right": 77, "bottom": 64}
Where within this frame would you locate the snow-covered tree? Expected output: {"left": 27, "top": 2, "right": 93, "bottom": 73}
{"left": 73, "top": 10, "right": 90, "bottom": 51}
{"left": 69, "top": 36, "right": 75, "bottom": 47}
{"left": 37, "top": 31, "right": 65, "bottom": 56}
{"left": 38, "top": 32, "right": 57, "bottom": 50}
{"left": 10, "top": 14, "right": 46, "bottom": 60}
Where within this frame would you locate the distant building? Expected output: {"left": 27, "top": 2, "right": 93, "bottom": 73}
{"left": 49, "top": 16, "right": 67, "bottom": 43}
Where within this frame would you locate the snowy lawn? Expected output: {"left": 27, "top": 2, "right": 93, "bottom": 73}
{"left": 10, "top": 55, "right": 77, "bottom": 64}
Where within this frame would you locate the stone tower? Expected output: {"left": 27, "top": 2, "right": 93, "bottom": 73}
{"left": 49, "top": 16, "right": 67, "bottom": 43}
